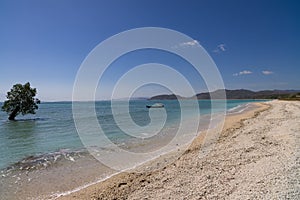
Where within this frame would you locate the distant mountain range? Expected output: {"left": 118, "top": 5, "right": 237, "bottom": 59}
{"left": 113, "top": 97, "right": 149, "bottom": 101}
{"left": 149, "top": 89, "right": 300, "bottom": 100}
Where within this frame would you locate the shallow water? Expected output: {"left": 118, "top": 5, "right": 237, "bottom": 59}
{"left": 0, "top": 99, "right": 266, "bottom": 199}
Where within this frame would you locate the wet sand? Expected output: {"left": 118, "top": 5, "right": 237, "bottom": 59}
{"left": 0, "top": 150, "right": 116, "bottom": 200}
{"left": 57, "top": 100, "right": 299, "bottom": 199}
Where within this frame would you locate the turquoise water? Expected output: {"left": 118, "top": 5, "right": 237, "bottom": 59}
{"left": 0, "top": 99, "right": 265, "bottom": 169}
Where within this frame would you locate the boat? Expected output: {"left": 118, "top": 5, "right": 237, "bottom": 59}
{"left": 146, "top": 103, "right": 164, "bottom": 108}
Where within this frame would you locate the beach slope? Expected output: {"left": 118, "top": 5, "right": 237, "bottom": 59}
{"left": 59, "top": 100, "right": 299, "bottom": 199}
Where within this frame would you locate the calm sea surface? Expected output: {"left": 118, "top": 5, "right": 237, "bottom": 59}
{"left": 0, "top": 100, "right": 266, "bottom": 169}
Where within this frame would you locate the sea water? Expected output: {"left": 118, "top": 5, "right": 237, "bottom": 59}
{"left": 0, "top": 99, "right": 268, "bottom": 199}
{"left": 0, "top": 99, "right": 265, "bottom": 170}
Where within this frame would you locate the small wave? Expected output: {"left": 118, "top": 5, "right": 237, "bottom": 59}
{"left": 2, "top": 117, "right": 49, "bottom": 123}
{"left": 227, "top": 103, "right": 250, "bottom": 115}
{"left": 4, "top": 148, "right": 88, "bottom": 172}
{"left": 228, "top": 104, "right": 243, "bottom": 112}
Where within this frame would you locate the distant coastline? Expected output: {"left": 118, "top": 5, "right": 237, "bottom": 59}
{"left": 2, "top": 89, "right": 299, "bottom": 103}
{"left": 149, "top": 89, "right": 300, "bottom": 100}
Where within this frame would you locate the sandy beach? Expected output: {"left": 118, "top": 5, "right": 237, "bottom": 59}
{"left": 2, "top": 1, "right": 299, "bottom": 199}
{"left": 56, "top": 100, "right": 299, "bottom": 200}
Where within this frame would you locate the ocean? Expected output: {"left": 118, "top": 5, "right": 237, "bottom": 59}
{"left": 0, "top": 99, "right": 265, "bottom": 170}
{"left": 0, "top": 99, "right": 266, "bottom": 199}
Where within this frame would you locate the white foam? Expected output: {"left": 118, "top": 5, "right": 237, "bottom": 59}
{"left": 48, "top": 138, "right": 197, "bottom": 199}
{"left": 227, "top": 103, "right": 250, "bottom": 115}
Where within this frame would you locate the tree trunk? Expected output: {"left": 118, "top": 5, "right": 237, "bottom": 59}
{"left": 8, "top": 106, "right": 20, "bottom": 120}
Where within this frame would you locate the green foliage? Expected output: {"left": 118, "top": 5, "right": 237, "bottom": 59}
{"left": 1, "top": 82, "right": 41, "bottom": 120}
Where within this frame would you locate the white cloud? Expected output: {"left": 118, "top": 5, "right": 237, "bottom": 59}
{"left": 213, "top": 44, "right": 226, "bottom": 53}
{"left": 262, "top": 70, "right": 273, "bottom": 75}
{"left": 218, "top": 44, "right": 226, "bottom": 51}
{"left": 240, "top": 70, "right": 252, "bottom": 75}
{"left": 233, "top": 70, "right": 253, "bottom": 76}
{"left": 172, "top": 40, "right": 200, "bottom": 49}
{"left": 179, "top": 40, "right": 200, "bottom": 47}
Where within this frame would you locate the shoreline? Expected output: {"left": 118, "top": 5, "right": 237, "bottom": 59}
{"left": 56, "top": 101, "right": 275, "bottom": 199}
{"left": 0, "top": 100, "right": 253, "bottom": 200}
{"left": 0, "top": 100, "right": 249, "bottom": 199}
{"left": 0, "top": 100, "right": 259, "bottom": 171}
{"left": 2, "top": 100, "right": 298, "bottom": 199}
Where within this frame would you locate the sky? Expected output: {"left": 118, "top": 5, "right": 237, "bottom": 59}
{"left": 0, "top": 0, "right": 299, "bottom": 101}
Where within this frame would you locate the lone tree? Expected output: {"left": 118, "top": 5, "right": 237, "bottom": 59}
{"left": 2, "top": 82, "right": 41, "bottom": 120}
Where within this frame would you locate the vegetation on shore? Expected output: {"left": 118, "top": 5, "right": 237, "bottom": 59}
{"left": 278, "top": 93, "right": 300, "bottom": 101}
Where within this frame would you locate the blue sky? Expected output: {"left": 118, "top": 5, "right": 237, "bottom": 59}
{"left": 0, "top": 0, "right": 299, "bottom": 101}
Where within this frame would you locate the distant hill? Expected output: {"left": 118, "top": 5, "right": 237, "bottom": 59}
{"left": 149, "top": 89, "right": 300, "bottom": 100}
{"left": 114, "top": 97, "right": 149, "bottom": 100}
{"left": 149, "top": 94, "right": 186, "bottom": 100}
